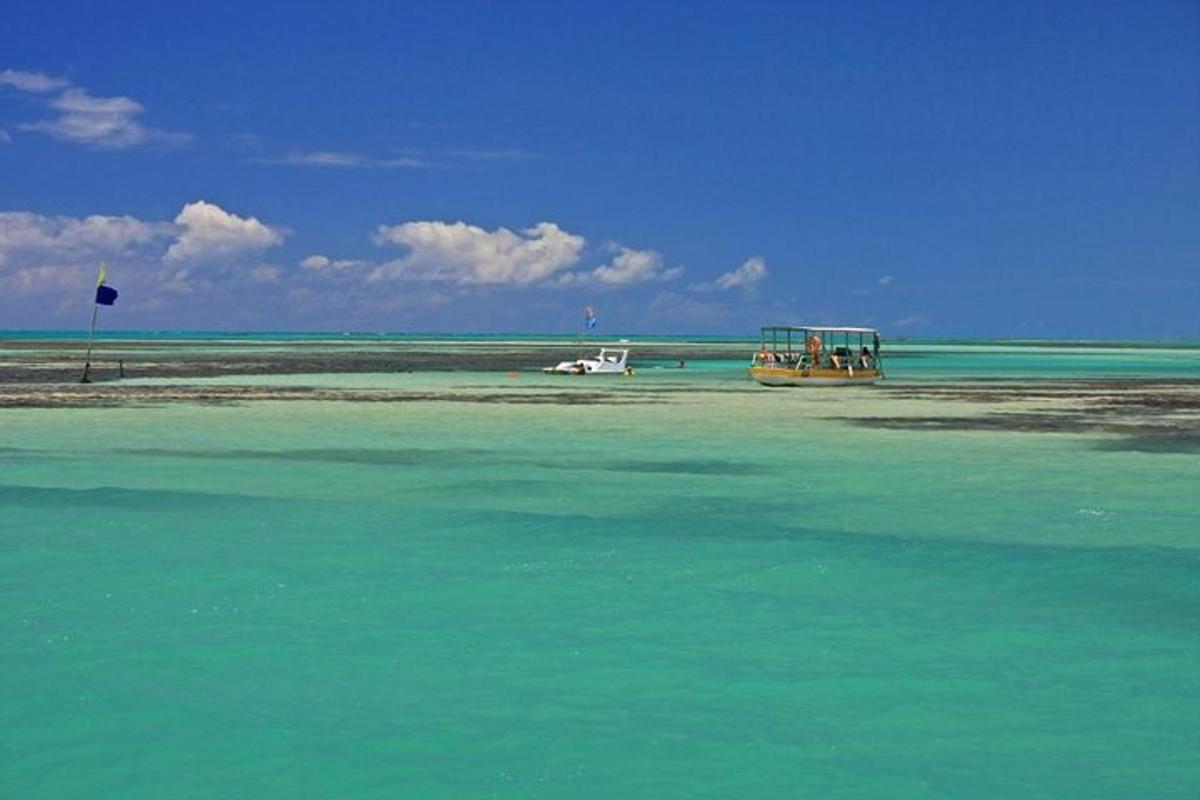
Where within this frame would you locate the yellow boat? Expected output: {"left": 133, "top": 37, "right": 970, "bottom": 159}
{"left": 749, "top": 325, "right": 883, "bottom": 386}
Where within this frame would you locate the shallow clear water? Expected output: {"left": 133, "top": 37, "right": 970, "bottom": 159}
{"left": 2, "top": 344, "right": 1198, "bottom": 798}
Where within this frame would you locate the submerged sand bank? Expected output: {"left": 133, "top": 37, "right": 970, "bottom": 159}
{"left": 2, "top": 375, "right": 1197, "bottom": 451}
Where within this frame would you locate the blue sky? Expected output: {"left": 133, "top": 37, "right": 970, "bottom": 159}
{"left": 1, "top": 0, "right": 1197, "bottom": 337}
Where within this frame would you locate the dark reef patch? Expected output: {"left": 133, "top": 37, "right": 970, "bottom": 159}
{"left": 844, "top": 414, "right": 1100, "bottom": 434}
{"left": 0, "top": 385, "right": 671, "bottom": 409}
{"left": 844, "top": 413, "right": 1199, "bottom": 444}
{"left": 1093, "top": 431, "right": 1200, "bottom": 454}
{"left": 0, "top": 484, "right": 282, "bottom": 511}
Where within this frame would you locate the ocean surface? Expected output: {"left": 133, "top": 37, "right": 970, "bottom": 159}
{"left": 2, "top": 339, "right": 1198, "bottom": 798}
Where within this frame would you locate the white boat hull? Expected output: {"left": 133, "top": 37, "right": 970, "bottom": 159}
{"left": 544, "top": 348, "right": 631, "bottom": 375}
{"left": 543, "top": 364, "right": 628, "bottom": 375}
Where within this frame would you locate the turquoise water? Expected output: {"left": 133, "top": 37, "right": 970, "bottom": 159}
{"left": 2, "top": 345, "right": 1198, "bottom": 797}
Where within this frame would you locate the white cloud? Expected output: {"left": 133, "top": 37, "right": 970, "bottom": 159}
{"left": 262, "top": 151, "right": 430, "bottom": 169}
{"left": 878, "top": 274, "right": 894, "bottom": 286}
{"left": 250, "top": 264, "right": 281, "bottom": 283}
{"left": 0, "top": 203, "right": 295, "bottom": 324}
{"left": 21, "top": 87, "right": 187, "bottom": 149}
{"left": 301, "top": 254, "right": 360, "bottom": 271}
{"left": 4, "top": 71, "right": 188, "bottom": 149}
{"left": 714, "top": 256, "right": 767, "bottom": 290}
{"left": 64, "top": 214, "right": 169, "bottom": 252}
{"left": 370, "top": 220, "right": 585, "bottom": 285}
{"left": 284, "top": 151, "right": 364, "bottom": 167}
{"left": 161, "top": 268, "right": 196, "bottom": 294}
{"left": 0, "top": 204, "right": 284, "bottom": 272}
{"left": 0, "top": 129, "right": 10, "bottom": 143}
{"left": 165, "top": 201, "right": 284, "bottom": 263}
{"left": 254, "top": 146, "right": 539, "bottom": 170}
{"left": 374, "top": 156, "right": 429, "bottom": 168}
{"left": 0, "top": 69, "right": 70, "bottom": 93}
{"left": 0, "top": 264, "right": 93, "bottom": 297}
{"left": 591, "top": 246, "right": 682, "bottom": 285}
{"left": 0, "top": 211, "right": 170, "bottom": 258}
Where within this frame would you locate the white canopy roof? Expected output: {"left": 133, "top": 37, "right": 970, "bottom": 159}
{"left": 762, "top": 325, "right": 879, "bottom": 334}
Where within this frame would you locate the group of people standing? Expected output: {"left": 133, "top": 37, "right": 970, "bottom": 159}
{"left": 758, "top": 343, "right": 876, "bottom": 371}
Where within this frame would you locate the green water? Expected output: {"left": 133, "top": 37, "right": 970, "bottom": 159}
{"left": 2, "top": 347, "right": 1198, "bottom": 797}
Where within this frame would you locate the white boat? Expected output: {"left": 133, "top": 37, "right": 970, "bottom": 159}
{"left": 544, "top": 348, "right": 633, "bottom": 375}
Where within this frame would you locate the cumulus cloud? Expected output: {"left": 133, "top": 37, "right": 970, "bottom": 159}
{"left": 0, "top": 203, "right": 280, "bottom": 269}
{"left": 370, "top": 220, "right": 585, "bottom": 285}
{"left": 714, "top": 256, "right": 767, "bottom": 290}
{"left": 0, "top": 202, "right": 292, "bottom": 323}
{"left": 165, "top": 201, "right": 284, "bottom": 263}
{"left": 0, "top": 211, "right": 170, "bottom": 258}
{"left": 689, "top": 256, "right": 767, "bottom": 292}
{"left": 161, "top": 267, "right": 197, "bottom": 294}
{"left": 590, "top": 246, "right": 683, "bottom": 285}
{"left": 0, "top": 206, "right": 694, "bottom": 328}
{"left": 2, "top": 69, "right": 187, "bottom": 149}
{"left": 301, "top": 254, "right": 332, "bottom": 270}
{"left": 0, "top": 69, "right": 70, "bottom": 93}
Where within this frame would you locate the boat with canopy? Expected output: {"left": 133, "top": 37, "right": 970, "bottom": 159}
{"left": 748, "top": 325, "right": 883, "bottom": 386}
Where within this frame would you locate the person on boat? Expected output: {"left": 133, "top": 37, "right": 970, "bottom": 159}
{"left": 860, "top": 346, "right": 873, "bottom": 369}
{"left": 805, "top": 334, "right": 822, "bottom": 368}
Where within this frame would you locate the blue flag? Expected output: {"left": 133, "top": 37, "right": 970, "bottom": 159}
{"left": 585, "top": 305, "right": 597, "bottom": 329}
{"left": 95, "top": 285, "right": 118, "bottom": 305}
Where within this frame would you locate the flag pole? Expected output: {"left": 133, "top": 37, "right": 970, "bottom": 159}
{"left": 81, "top": 262, "right": 112, "bottom": 383}
{"left": 81, "top": 302, "right": 99, "bottom": 383}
